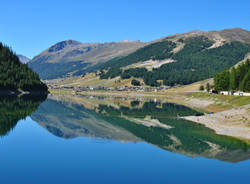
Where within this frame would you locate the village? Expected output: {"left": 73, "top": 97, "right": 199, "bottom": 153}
{"left": 47, "top": 84, "right": 172, "bottom": 93}
{"left": 47, "top": 82, "right": 250, "bottom": 97}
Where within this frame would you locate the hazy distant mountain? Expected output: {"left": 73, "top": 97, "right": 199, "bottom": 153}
{"left": 17, "top": 54, "right": 30, "bottom": 64}
{"left": 29, "top": 40, "right": 146, "bottom": 79}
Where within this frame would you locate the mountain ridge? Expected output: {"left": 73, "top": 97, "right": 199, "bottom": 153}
{"left": 29, "top": 28, "right": 250, "bottom": 81}
{"left": 29, "top": 39, "right": 146, "bottom": 79}
{"left": 17, "top": 54, "right": 30, "bottom": 64}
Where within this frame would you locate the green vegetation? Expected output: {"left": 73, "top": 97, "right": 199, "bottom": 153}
{"left": 99, "top": 36, "right": 250, "bottom": 87}
{"left": 199, "top": 85, "right": 204, "bottom": 91}
{"left": 214, "top": 59, "right": 250, "bottom": 92}
{"left": 28, "top": 60, "right": 92, "bottom": 80}
{"left": 206, "top": 83, "right": 211, "bottom": 92}
{"left": 100, "top": 40, "right": 176, "bottom": 69}
{"left": 191, "top": 92, "right": 250, "bottom": 108}
{"left": 131, "top": 79, "right": 141, "bottom": 86}
{"left": 0, "top": 43, "right": 47, "bottom": 91}
{"left": 100, "top": 67, "right": 122, "bottom": 79}
{"left": 0, "top": 95, "right": 47, "bottom": 136}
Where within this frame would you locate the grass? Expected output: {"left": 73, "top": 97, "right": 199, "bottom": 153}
{"left": 49, "top": 89, "right": 74, "bottom": 95}
{"left": 191, "top": 92, "right": 250, "bottom": 107}
{"left": 190, "top": 92, "right": 250, "bottom": 112}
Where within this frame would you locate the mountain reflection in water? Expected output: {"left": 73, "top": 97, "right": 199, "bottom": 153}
{"left": 28, "top": 95, "right": 250, "bottom": 163}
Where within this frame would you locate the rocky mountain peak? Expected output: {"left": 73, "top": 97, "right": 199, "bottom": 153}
{"left": 48, "top": 40, "right": 82, "bottom": 53}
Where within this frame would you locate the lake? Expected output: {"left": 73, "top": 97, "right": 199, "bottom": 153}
{"left": 0, "top": 94, "right": 249, "bottom": 184}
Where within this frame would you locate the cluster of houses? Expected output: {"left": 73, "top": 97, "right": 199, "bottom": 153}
{"left": 48, "top": 84, "right": 170, "bottom": 92}
{"left": 219, "top": 91, "right": 250, "bottom": 96}
{"left": 208, "top": 89, "right": 250, "bottom": 96}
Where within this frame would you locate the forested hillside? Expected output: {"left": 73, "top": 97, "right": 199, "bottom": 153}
{"left": 0, "top": 43, "right": 48, "bottom": 91}
{"left": 100, "top": 36, "right": 250, "bottom": 86}
{"left": 214, "top": 59, "right": 250, "bottom": 92}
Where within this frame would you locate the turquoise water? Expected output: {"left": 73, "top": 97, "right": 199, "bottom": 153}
{"left": 0, "top": 95, "right": 249, "bottom": 184}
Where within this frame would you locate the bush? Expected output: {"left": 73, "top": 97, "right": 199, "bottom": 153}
{"left": 199, "top": 85, "right": 204, "bottom": 91}
{"left": 206, "top": 83, "right": 211, "bottom": 92}
{"left": 131, "top": 79, "right": 141, "bottom": 86}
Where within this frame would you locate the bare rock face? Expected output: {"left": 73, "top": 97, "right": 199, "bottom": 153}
{"left": 48, "top": 40, "right": 82, "bottom": 52}
{"left": 216, "top": 28, "right": 250, "bottom": 43}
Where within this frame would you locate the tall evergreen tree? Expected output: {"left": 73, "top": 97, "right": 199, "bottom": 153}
{"left": 214, "top": 59, "right": 250, "bottom": 92}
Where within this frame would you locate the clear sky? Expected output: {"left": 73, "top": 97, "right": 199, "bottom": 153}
{"left": 1, "top": 0, "right": 250, "bottom": 58}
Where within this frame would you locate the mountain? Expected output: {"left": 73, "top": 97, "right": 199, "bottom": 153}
{"left": 29, "top": 40, "right": 146, "bottom": 79}
{"left": 31, "top": 96, "right": 141, "bottom": 142}
{"left": 100, "top": 28, "right": 250, "bottom": 86}
{"left": 17, "top": 54, "right": 31, "bottom": 64}
{"left": 0, "top": 43, "right": 48, "bottom": 92}
{"left": 28, "top": 28, "right": 250, "bottom": 85}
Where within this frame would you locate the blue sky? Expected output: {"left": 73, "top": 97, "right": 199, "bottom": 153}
{"left": 0, "top": 0, "right": 249, "bottom": 58}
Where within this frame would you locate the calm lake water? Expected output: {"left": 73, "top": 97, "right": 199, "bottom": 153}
{"left": 0, "top": 94, "right": 249, "bottom": 184}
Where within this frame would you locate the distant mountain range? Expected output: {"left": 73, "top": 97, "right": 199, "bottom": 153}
{"left": 17, "top": 54, "right": 30, "bottom": 64}
{"left": 28, "top": 28, "right": 250, "bottom": 85}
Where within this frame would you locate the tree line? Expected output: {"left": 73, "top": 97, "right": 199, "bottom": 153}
{"left": 214, "top": 59, "right": 250, "bottom": 92}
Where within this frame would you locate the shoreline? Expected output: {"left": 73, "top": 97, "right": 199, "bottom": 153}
{"left": 0, "top": 90, "right": 49, "bottom": 95}
{"left": 183, "top": 104, "right": 250, "bottom": 140}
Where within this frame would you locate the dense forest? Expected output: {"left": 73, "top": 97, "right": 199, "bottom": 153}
{"left": 0, "top": 95, "right": 47, "bottom": 136}
{"left": 214, "top": 59, "right": 250, "bottom": 92}
{"left": 0, "top": 43, "right": 48, "bottom": 91}
{"left": 99, "top": 37, "right": 250, "bottom": 87}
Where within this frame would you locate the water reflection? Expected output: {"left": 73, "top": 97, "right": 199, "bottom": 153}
{"left": 30, "top": 95, "right": 250, "bottom": 163}
{"left": 0, "top": 95, "right": 47, "bottom": 136}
